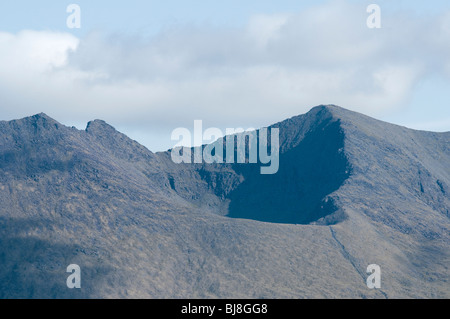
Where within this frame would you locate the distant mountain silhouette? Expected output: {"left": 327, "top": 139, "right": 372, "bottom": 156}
{"left": 0, "top": 105, "right": 448, "bottom": 298}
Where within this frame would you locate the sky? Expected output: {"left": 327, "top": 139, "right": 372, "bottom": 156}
{"left": 0, "top": 0, "right": 449, "bottom": 151}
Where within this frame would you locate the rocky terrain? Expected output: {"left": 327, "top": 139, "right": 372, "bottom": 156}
{"left": 0, "top": 105, "right": 448, "bottom": 298}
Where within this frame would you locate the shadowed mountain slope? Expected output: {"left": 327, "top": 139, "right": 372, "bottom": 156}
{"left": 0, "top": 105, "right": 448, "bottom": 298}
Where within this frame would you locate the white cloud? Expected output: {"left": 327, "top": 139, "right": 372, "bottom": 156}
{"left": 0, "top": 30, "right": 78, "bottom": 73}
{"left": 246, "top": 13, "right": 290, "bottom": 47}
{"left": 0, "top": 1, "right": 449, "bottom": 150}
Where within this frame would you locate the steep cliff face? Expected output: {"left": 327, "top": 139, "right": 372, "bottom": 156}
{"left": 0, "top": 105, "right": 448, "bottom": 298}
{"left": 184, "top": 106, "right": 351, "bottom": 224}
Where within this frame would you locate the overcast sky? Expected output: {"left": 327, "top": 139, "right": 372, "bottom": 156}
{"left": 0, "top": 0, "right": 449, "bottom": 151}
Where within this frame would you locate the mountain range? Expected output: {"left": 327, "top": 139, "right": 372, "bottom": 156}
{"left": 0, "top": 105, "right": 448, "bottom": 298}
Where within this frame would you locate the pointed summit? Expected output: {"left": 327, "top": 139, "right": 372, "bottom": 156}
{"left": 1, "top": 112, "right": 63, "bottom": 133}
{"left": 85, "top": 119, "right": 155, "bottom": 160}
{"left": 33, "top": 112, "right": 52, "bottom": 119}
{"left": 25, "top": 112, "right": 58, "bottom": 122}
{"left": 85, "top": 119, "right": 117, "bottom": 135}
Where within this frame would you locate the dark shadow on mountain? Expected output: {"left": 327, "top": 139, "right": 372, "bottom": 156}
{"left": 225, "top": 119, "right": 351, "bottom": 224}
{"left": 0, "top": 217, "right": 111, "bottom": 299}
{"left": 0, "top": 148, "right": 82, "bottom": 178}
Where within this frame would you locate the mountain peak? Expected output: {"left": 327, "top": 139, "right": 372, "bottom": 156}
{"left": 308, "top": 104, "right": 360, "bottom": 119}
{"left": 85, "top": 119, "right": 117, "bottom": 134}
{"left": 25, "top": 112, "right": 57, "bottom": 122}
{"left": 312, "top": 104, "right": 342, "bottom": 110}
{"left": 4, "top": 112, "right": 63, "bottom": 131}
{"left": 33, "top": 112, "right": 51, "bottom": 118}
{"left": 84, "top": 119, "right": 154, "bottom": 158}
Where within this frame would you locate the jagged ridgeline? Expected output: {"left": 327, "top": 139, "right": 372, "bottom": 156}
{"left": 0, "top": 105, "right": 448, "bottom": 298}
